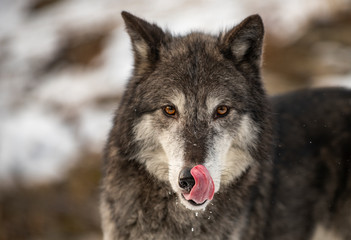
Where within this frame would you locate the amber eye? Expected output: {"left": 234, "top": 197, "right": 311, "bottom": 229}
{"left": 163, "top": 105, "right": 176, "bottom": 116}
{"left": 215, "top": 105, "right": 229, "bottom": 118}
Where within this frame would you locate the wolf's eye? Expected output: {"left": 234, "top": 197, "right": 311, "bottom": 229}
{"left": 215, "top": 105, "right": 229, "bottom": 118}
{"left": 163, "top": 105, "right": 176, "bottom": 117}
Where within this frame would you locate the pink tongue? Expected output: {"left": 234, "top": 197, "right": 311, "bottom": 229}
{"left": 183, "top": 165, "right": 215, "bottom": 204}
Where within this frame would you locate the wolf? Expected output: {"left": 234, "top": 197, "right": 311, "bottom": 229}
{"left": 100, "top": 11, "right": 351, "bottom": 240}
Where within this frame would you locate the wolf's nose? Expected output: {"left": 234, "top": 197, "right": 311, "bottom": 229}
{"left": 178, "top": 168, "right": 195, "bottom": 192}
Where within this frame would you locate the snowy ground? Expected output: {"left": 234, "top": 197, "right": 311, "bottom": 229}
{"left": 1, "top": 0, "right": 350, "bottom": 185}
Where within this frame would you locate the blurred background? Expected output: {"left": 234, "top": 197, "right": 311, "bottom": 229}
{"left": 0, "top": 0, "right": 351, "bottom": 239}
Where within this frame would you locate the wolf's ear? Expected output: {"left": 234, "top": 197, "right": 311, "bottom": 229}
{"left": 121, "top": 11, "right": 166, "bottom": 75}
{"left": 219, "top": 14, "right": 264, "bottom": 68}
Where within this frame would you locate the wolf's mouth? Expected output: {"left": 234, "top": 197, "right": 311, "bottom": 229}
{"left": 181, "top": 194, "right": 207, "bottom": 206}
{"left": 179, "top": 165, "right": 215, "bottom": 204}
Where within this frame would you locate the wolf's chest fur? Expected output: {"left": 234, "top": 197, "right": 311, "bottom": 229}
{"left": 100, "top": 12, "right": 351, "bottom": 240}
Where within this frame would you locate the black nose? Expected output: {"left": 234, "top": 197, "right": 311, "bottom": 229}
{"left": 178, "top": 168, "right": 195, "bottom": 192}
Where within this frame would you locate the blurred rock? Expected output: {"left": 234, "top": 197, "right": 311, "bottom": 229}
{"left": 43, "top": 26, "right": 114, "bottom": 72}
{"left": 263, "top": 11, "right": 351, "bottom": 95}
{"left": 28, "top": 0, "right": 64, "bottom": 13}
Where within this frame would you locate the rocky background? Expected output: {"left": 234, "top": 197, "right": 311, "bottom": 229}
{"left": 0, "top": 0, "right": 351, "bottom": 239}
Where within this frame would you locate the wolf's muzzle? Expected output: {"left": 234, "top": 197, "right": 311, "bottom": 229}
{"left": 178, "top": 165, "right": 215, "bottom": 205}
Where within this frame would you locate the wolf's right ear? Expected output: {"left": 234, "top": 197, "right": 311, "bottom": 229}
{"left": 219, "top": 14, "right": 264, "bottom": 69}
{"left": 121, "top": 11, "right": 166, "bottom": 75}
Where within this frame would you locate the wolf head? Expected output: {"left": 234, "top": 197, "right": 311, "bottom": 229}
{"left": 108, "top": 12, "right": 270, "bottom": 211}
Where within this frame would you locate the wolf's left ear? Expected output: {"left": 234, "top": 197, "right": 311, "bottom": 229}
{"left": 121, "top": 11, "right": 167, "bottom": 75}
{"left": 219, "top": 14, "right": 264, "bottom": 68}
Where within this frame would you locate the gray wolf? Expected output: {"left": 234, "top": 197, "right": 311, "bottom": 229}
{"left": 100, "top": 11, "right": 351, "bottom": 240}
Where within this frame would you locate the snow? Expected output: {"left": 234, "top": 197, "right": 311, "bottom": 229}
{"left": 0, "top": 105, "right": 78, "bottom": 184}
{"left": 1, "top": 0, "right": 350, "bottom": 185}
{"left": 313, "top": 74, "right": 351, "bottom": 89}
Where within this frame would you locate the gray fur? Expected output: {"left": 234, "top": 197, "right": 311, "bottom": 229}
{"left": 100, "top": 12, "right": 351, "bottom": 240}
